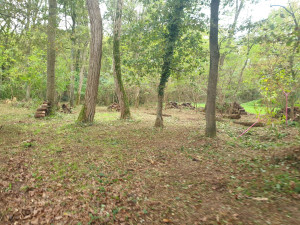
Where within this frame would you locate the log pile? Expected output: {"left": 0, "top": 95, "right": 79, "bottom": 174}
{"left": 221, "top": 102, "right": 247, "bottom": 120}
{"left": 34, "top": 101, "right": 50, "bottom": 118}
{"left": 276, "top": 107, "right": 300, "bottom": 122}
{"left": 181, "top": 102, "right": 195, "bottom": 110}
{"left": 107, "top": 103, "right": 120, "bottom": 111}
{"left": 167, "top": 101, "right": 179, "bottom": 109}
{"left": 230, "top": 102, "right": 247, "bottom": 115}
{"left": 166, "top": 101, "right": 195, "bottom": 110}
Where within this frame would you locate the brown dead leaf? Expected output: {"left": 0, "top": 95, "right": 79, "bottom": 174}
{"left": 31, "top": 218, "right": 39, "bottom": 225}
{"left": 163, "top": 218, "right": 172, "bottom": 223}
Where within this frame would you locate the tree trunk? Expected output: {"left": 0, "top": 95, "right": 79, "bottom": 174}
{"left": 135, "top": 86, "right": 140, "bottom": 108}
{"left": 155, "top": 94, "right": 164, "bottom": 127}
{"left": 113, "top": 0, "right": 130, "bottom": 119}
{"left": 205, "top": 0, "right": 220, "bottom": 137}
{"left": 26, "top": 83, "right": 31, "bottom": 101}
{"left": 219, "top": 0, "right": 244, "bottom": 67}
{"left": 77, "top": 0, "right": 103, "bottom": 123}
{"left": 154, "top": 0, "right": 185, "bottom": 127}
{"left": 46, "top": 0, "right": 57, "bottom": 113}
{"left": 69, "top": 9, "right": 77, "bottom": 108}
{"left": 76, "top": 47, "right": 88, "bottom": 105}
{"left": 69, "top": 60, "right": 75, "bottom": 107}
{"left": 233, "top": 43, "right": 254, "bottom": 100}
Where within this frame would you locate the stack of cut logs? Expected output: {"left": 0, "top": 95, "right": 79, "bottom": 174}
{"left": 34, "top": 101, "right": 50, "bottom": 118}
{"left": 107, "top": 103, "right": 120, "bottom": 111}
{"left": 223, "top": 102, "right": 247, "bottom": 119}
{"left": 167, "top": 101, "right": 195, "bottom": 110}
{"left": 231, "top": 102, "right": 247, "bottom": 115}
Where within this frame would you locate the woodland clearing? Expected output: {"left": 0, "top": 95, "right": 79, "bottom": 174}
{"left": 0, "top": 103, "right": 299, "bottom": 224}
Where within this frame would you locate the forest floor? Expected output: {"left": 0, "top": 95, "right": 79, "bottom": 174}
{"left": 0, "top": 103, "right": 299, "bottom": 225}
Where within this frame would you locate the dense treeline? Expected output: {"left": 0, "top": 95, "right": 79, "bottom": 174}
{"left": 0, "top": 0, "right": 299, "bottom": 113}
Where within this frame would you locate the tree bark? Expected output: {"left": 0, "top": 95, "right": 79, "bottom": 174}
{"left": 46, "top": 0, "right": 57, "bottom": 113}
{"left": 155, "top": 0, "right": 185, "bottom": 127}
{"left": 69, "top": 7, "right": 77, "bottom": 108}
{"left": 135, "top": 86, "right": 140, "bottom": 108}
{"left": 113, "top": 0, "right": 131, "bottom": 119}
{"left": 77, "top": 0, "right": 103, "bottom": 123}
{"left": 205, "top": 0, "right": 220, "bottom": 137}
{"left": 76, "top": 47, "right": 88, "bottom": 105}
{"left": 25, "top": 83, "right": 31, "bottom": 101}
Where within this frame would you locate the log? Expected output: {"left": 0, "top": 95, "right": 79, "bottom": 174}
{"left": 233, "top": 121, "right": 265, "bottom": 127}
{"left": 224, "top": 114, "right": 241, "bottom": 119}
{"left": 41, "top": 104, "right": 50, "bottom": 108}
{"left": 37, "top": 107, "right": 48, "bottom": 112}
{"left": 147, "top": 113, "right": 172, "bottom": 117}
{"left": 34, "top": 113, "right": 45, "bottom": 118}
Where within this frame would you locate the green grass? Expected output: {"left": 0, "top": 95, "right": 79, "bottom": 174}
{"left": 241, "top": 99, "right": 267, "bottom": 115}
{"left": 195, "top": 103, "right": 205, "bottom": 108}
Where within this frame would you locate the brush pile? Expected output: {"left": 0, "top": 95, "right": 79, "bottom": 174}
{"left": 276, "top": 107, "right": 300, "bottom": 122}
{"left": 107, "top": 103, "right": 120, "bottom": 111}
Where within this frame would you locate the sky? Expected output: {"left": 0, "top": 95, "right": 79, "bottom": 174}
{"left": 246, "top": 0, "right": 289, "bottom": 22}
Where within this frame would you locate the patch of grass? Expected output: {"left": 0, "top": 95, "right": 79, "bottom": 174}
{"left": 241, "top": 99, "right": 267, "bottom": 115}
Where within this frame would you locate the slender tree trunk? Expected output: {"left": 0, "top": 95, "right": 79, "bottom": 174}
{"left": 135, "top": 86, "right": 140, "bottom": 108}
{"left": 46, "top": 0, "right": 57, "bottom": 113}
{"left": 155, "top": 0, "right": 185, "bottom": 127}
{"left": 113, "top": 0, "right": 130, "bottom": 119}
{"left": 77, "top": 0, "right": 103, "bottom": 123}
{"left": 219, "top": 0, "right": 244, "bottom": 67}
{"left": 205, "top": 0, "right": 220, "bottom": 137}
{"left": 69, "top": 9, "right": 77, "bottom": 107}
{"left": 70, "top": 57, "right": 76, "bottom": 107}
{"left": 25, "top": 83, "right": 31, "bottom": 100}
{"left": 76, "top": 47, "right": 88, "bottom": 105}
{"left": 233, "top": 43, "right": 254, "bottom": 100}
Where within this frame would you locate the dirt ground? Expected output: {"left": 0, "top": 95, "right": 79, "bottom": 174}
{"left": 0, "top": 103, "right": 299, "bottom": 225}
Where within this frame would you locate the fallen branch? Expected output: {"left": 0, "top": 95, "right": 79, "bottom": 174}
{"left": 147, "top": 113, "right": 172, "bottom": 117}
{"left": 234, "top": 121, "right": 265, "bottom": 127}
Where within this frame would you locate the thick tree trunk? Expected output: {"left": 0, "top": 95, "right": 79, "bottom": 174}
{"left": 76, "top": 47, "right": 88, "bottom": 105}
{"left": 77, "top": 0, "right": 103, "bottom": 123}
{"left": 154, "top": 0, "right": 185, "bottom": 127}
{"left": 46, "top": 0, "right": 57, "bottom": 113}
{"left": 205, "top": 0, "right": 220, "bottom": 137}
{"left": 113, "top": 0, "right": 130, "bottom": 119}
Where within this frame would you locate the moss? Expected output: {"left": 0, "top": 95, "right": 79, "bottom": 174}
{"left": 76, "top": 105, "right": 87, "bottom": 123}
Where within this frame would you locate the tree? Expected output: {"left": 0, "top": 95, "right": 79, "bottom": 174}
{"left": 154, "top": 0, "right": 185, "bottom": 127}
{"left": 205, "top": 0, "right": 220, "bottom": 137}
{"left": 46, "top": 0, "right": 57, "bottom": 113}
{"left": 113, "top": 0, "right": 131, "bottom": 119}
{"left": 77, "top": 0, "right": 103, "bottom": 123}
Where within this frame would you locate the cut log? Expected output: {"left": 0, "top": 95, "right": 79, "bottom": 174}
{"left": 224, "top": 114, "right": 241, "bottom": 119}
{"left": 233, "top": 121, "right": 265, "bottom": 127}
{"left": 41, "top": 104, "right": 50, "bottom": 108}
{"left": 37, "top": 107, "right": 48, "bottom": 112}
{"left": 34, "top": 112, "right": 46, "bottom": 118}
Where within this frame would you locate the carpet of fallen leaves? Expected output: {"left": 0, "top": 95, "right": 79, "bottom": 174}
{"left": 0, "top": 103, "right": 299, "bottom": 225}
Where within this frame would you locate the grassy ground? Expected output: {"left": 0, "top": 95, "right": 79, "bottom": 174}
{"left": 241, "top": 100, "right": 268, "bottom": 115}
{"left": 0, "top": 103, "right": 299, "bottom": 224}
